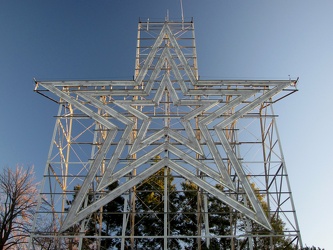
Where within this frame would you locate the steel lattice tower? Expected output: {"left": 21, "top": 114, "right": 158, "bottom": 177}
{"left": 31, "top": 19, "right": 302, "bottom": 249}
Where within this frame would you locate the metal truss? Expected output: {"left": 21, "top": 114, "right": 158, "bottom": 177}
{"left": 30, "top": 19, "right": 302, "bottom": 249}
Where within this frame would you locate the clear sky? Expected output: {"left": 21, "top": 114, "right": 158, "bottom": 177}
{"left": 0, "top": 0, "right": 332, "bottom": 248}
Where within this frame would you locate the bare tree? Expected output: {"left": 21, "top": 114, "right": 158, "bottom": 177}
{"left": 0, "top": 166, "right": 39, "bottom": 249}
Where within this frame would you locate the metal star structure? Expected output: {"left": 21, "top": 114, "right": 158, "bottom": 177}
{"left": 33, "top": 20, "right": 301, "bottom": 247}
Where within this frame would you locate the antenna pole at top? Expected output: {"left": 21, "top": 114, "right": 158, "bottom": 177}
{"left": 166, "top": 9, "right": 169, "bottom": 21}
{"left": 180, "top": 0, "right": 184, "bottom": 29}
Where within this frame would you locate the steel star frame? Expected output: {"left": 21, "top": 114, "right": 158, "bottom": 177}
{"left": 30, "top": 19, "right": 302, "bottom": 249}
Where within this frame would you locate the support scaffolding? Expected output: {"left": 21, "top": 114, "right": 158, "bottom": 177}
{"left": 31, "top": 19, "right": 302, "bottom": 249}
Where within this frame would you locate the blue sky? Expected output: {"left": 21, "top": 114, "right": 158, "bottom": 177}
{"left": 0, "top": 0, "right": 332, "bottom": 248}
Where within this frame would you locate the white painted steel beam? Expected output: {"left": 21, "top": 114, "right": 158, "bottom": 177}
{"left": 60, "top": 130, "right": 116, "bottom": 231}
{"left": 168, "top": 160, "right": 272, "bottom": 230}
{"left": 62, "top": 159, "right": 168, "bottom": 231}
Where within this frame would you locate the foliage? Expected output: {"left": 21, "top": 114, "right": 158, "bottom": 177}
{"left": 302, "top": 247, "right": 325, "bottom": 250}
{"left": 100, "top": 181, "right": 124, "bottom": 249}
{"left": 178, "top": 181, "right": 234, "bottom": 249}
{"left": 63, "top": 173, "right": 313, "bottom": 250}
{"left": 237, "top": 184, "right": 296, "bottom": 249}
{"left": 132, "top": 167, "right": 181, "bottom": 249}
{"left": 64, "top": 165, "right": 183, "bottom": 249}
{"left": 64, "top": 182, "right": 124, "bottom": 250}
{"left": 0, "top": 166, "right": 39, "bottom": 250}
